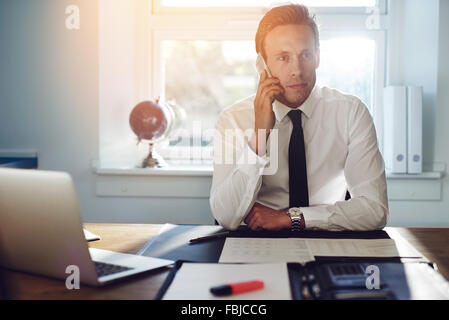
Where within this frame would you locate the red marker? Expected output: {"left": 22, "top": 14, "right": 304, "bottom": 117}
{"left": 210, "top": 280, "right": 264, "bottom": 296}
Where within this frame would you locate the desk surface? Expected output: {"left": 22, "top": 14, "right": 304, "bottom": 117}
{"left": 3, "top": 224, "right": 449, "bottom": 300}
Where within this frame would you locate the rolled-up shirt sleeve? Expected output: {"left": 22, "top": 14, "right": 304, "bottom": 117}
{"left": 209, "top": 111, "right": 269, "bottom": 230}
{"left": 301, "top": 100, "right": 389, "bottom": 231}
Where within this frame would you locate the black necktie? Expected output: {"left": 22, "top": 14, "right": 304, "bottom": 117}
{"left": 288, "top": 110, "right": 309, "bottom": 208}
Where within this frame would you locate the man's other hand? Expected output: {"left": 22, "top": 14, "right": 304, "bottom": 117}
{"left": 244, "top": 202, "right": 291, "bottom": 231}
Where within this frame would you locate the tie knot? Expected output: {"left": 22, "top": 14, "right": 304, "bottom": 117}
{"left": 288, "top": 109, "right": 302, "bottom": 126}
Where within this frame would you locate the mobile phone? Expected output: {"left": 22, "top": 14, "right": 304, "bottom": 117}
{"left": 256, "top": 53, "right": 273, "bottom": 78}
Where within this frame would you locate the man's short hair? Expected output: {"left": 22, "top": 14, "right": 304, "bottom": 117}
{"left": 255, "top": 4, "right": 320, "bottom": 59}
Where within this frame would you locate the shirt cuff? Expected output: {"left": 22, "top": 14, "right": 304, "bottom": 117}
{"left": 236, "top": 144, "right": 270, "bottom": 177}
{"left": 301, "top": 206, "right": 332, "bottom": 230}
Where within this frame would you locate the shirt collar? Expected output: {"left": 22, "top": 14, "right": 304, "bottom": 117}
{"left": 272, "top": 85, "right": 320, "bottom": 122}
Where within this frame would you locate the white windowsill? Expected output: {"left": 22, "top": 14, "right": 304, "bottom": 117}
{"left": 94, "top": 160, "right": 213, "bottom": 177}
{"left": 95, "top": 162, "right": 443, "bottom": 180}
{"left": 96, "top": 165, "right": 214, "bottom": 177}
{"left": 93, "top": 160, "right": 444, "bottom": 200}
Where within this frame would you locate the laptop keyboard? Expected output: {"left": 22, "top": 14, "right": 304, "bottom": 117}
{"left": 94, "top": 261, "right": 133, "bottom": 277}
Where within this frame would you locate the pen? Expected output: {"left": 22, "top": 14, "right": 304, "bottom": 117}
{"left": 210, "top": 280, "right": 265, "bottom": 297}
{"left": 189, "top": 231, "right": 230, "bottom": 244}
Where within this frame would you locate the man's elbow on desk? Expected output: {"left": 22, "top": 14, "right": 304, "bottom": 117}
{"left": 362, "top": 201, "right": 389, "bottom": 231}
{"left": 352, "top": 212, "right": 388, "bottom": 232}
{"left": 374, "top": 206, "right": 389, "bottom": 230}
{"left": 210, "top": 203, "right": 242, "bottom": 231}
{"left": 333, "top": 204, "right": 389, "bottom": 232}
{"left": 213, "top": 215, "right": 242, "bottom": 231}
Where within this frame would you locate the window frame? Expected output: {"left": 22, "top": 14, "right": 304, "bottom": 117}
{"left": 152, "top": 0, "right": 387, "bottom": 15}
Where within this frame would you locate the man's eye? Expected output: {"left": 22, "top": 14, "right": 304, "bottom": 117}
{"left": 279, "top": 56, "right": 288, "bottom": 61}
{"left": 303, "top": 52, "right": 312, "bottom": 59}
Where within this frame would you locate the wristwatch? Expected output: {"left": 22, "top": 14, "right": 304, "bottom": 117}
{"left": 287, "top": 207, "right": 305, "bottom": 232}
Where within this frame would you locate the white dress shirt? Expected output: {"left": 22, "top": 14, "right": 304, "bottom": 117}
{"left": 210, "top": 85, "right": 389, "bottom": 231}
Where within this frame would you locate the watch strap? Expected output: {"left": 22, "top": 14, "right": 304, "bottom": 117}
{"left": 288, "top": 208, "right": 305, "bottom": 232}
{"left": 291, "top": 216, "right": 301, "bottom": 232}
{"left": 299, "top": 213, "right": 305, "bottom": 230}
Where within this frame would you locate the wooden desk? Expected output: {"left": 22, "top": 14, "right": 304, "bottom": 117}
{"left": 3, "top": 224, "right": 449, "bottom": 300}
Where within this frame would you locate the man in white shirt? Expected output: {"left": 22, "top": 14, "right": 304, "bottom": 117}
{"left": 210, "top": 4, "right": 388, "bottom": 232}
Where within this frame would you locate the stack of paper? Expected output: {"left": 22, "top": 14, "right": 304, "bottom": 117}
{"left": 219, "top": 237, "right": 423, "bottom": 264}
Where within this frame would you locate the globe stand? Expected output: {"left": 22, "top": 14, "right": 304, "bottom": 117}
{"left": 141, "top": 143, "right": 166, "bottom": 168}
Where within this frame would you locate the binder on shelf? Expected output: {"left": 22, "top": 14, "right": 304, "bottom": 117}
{"left": 383, "top": 86, "right": 407, "bottom": 173}
{"left": 407, "top": 86, "right": 423, "bottom": 174}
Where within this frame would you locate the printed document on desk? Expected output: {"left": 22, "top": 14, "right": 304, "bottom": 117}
{"left": 219, "top": 238, "right": 315, "bottom": 264}
{"left": 306, "top": 238, "right": 402, "bottom": 257}
{"left": 219, "top": 238, "right": 423, "bottom": 263}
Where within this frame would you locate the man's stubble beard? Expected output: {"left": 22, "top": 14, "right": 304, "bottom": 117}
{"left": 277, "top": 73, "right": 316, "bottom": 109}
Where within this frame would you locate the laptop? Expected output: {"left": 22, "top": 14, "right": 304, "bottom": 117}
{"left": 0, "top": 168, "right": 173, "bottom": 286}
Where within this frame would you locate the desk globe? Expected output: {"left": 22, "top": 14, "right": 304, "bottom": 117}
{"left": 129, "top": 99, "right": 174, "bottom": 168}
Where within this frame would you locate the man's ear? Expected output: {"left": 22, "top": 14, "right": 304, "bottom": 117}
{"left": 315, "top": 49, "right": 320, "bottom": 69}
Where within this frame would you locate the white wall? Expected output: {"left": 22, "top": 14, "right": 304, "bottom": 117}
{"left": 385, "top": 0, "right": 449, "bottom": 227}
{"left": 0, "top": 0, "right": 448, "bottom": 226}
{"left": 387, "top": 0, "right": 439, "bottom": 163}
{"left": 0, "top": 0, "right": 213, "bottom": 225}
{"left": 0, "top": 0, "right": 101, "bottom": 221}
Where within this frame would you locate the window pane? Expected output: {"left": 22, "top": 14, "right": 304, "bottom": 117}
{"left": 317, "top": 37, "right": 375, "bottom": 111}
{"left": 161, "top": 0, "right": 377, "bottom": 7}
{"left": 161, "top": 37, "right": 375, "bottom": 161}
{"left": 161, "top": 40, "right": 257, "bottom": 161}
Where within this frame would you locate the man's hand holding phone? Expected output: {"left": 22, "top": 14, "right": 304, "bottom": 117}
{"left": 251, "top": 69, "right": 284, "bottom": 156}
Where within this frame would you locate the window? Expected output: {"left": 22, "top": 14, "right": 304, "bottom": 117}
{"left": 317, "top": 36, "right": 376, "bottom": 112}
{"left": 157, "top": 36, "right": 379, "bottom": 162}
{"left": 158, "top": 40, "right": 257, "bottom": 163}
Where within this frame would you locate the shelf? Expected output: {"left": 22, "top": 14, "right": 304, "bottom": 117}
{"left": 386, "top": 171, "right": 443, "bottom": 179}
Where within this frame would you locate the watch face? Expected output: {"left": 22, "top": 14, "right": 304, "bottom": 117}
{"left": 288, "top": 208, "right": 301, "bottom": 218}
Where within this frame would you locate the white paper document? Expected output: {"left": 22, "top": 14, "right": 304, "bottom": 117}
{"left": 219, "top": 237, "right": 423, "bottom": 264}
{"left": 163, "top": 262, "right": 292, "bottom": 300}
{"left": 306, "top": 238, "right": 401, "bottom": 257}
{"left": 219, "top": 238, "right": 315, "bottom": 264}
{"left": 83, "top": 228, "right": 101, "bottom": 242}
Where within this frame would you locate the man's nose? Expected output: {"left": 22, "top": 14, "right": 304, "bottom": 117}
{"left": 290, "top": 56, "right": 304, "bottom": 78}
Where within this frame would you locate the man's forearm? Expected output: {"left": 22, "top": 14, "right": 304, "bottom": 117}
{"left": 210, "top": 166, "right": 263, "bottom": 230}
{"left": 301, "top": 195, "right": 388, "bottom": 231}
{"left": 210, "top": 143, "right": 270, "bottom": 230}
